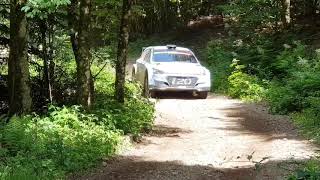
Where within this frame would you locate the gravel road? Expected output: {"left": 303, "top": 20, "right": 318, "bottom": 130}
{"left": 80, "top": 93, "right": 317, "bottom": 180}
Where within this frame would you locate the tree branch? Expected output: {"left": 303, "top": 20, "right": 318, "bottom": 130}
{"left": 93, "top": 61, "right": 108, "bottom": 80}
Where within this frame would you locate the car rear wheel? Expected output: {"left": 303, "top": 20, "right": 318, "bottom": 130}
{"left": 198, "top": 91, "right": 208, "bottom": 99}
{"left": 131, "top": 68, "right": 136, "bottom": 81}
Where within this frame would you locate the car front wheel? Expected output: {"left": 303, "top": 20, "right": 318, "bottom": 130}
{"left": 143, "top": 74, "right": 150, "bottom": 97}
{"left": 143, "top": 74, "right": 156, "bottom": 98}
{"left": 198, "top": 91, "right": 208, "bottom": 99}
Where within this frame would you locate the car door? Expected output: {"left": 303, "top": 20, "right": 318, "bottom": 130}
{"left": 137, "top": 48, "right": 151, "bottom": 82}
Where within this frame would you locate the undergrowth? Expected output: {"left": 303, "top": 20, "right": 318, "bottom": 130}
{"left": 0, "top": 64, "right": 155, "bottom": 179}
{"left": 206, "top": 28, "right": 320, "bottom": 179}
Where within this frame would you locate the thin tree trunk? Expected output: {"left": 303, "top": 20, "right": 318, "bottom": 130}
{"left": 305, "top": 0, "right": 317, "bottom": 17}
{"left": 8, "top": 0, "right": 32, "bottom": 115}
{"left": 77, "top": 0, "right": 94, "bottom": 109}
{"left": 40, "top": 20, "right": 53, "bottom": 103}
{"left": 115, "top": 0, "right": 133, "bottom": 103}
{"left": 68, "top": 0, "right": 80, "bottom": 62}
{"left": 48, "top": 18, "right": 54, "bottom": 102}
{"left": 282, "top": 0, "right": 291, "bottom": 28}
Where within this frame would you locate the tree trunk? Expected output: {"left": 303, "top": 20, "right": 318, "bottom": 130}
{"left": 68, "top": 0, "right": 94, "bottom": 109}
{"left": 40, "top": 20, "right": 53, "bottom": 103}
{"left": 282, "top": 0, "right": 291, "bottom": 28}
{"left": 77, "top": 0, "right": 94, "bottom": 109}
{"left": 68, "top": 0, "right": 80, "bottom": 62}
{"left": 8, "top": 0, "right": 32, "bottom": 115}
{"left": 115, "top": 0, "right": 133, "bottom": 103}
{"left": 199, "top": 0, "right": 210, "bottom": 16}
{"left": 305, "top": 0, "right": 317, "bottom": 17}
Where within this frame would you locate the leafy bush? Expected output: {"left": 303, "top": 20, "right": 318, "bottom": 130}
{"left": 206, "top": 36, "right": 282, "bottom": 93}
{"left": 0, "top": 106, "right": 123, "bottom": 179}
{"left": 93, "top": 64, "right": 155, "bottom": 136}
{"left": 288, "top": 160, "right": 320, "bottom": 180}
{"left": 266, "top": 70, "right": 320, "bottom": 114}
{"left": 272, "top": 42, "right": 312, "bottom": 77}
{"left": 266, "top": 83, "right": 299, "bottom": 114}
{"left": 292, "top": 97, "right": 320, "bottom": 141}
{"left": 227, "top": 59, "right": 266, "bottom": 102}
{"left": 207, "top": 39, "right": 234, "bottom": 92}
{"left": 0, "top": 64, "right": 155, "bottom": 179}
{"left": 94, "top": 98, "right": 154, "bottom": 136}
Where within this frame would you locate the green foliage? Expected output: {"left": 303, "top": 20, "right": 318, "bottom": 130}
{"left": 206, "top": 39, "right": 234, "bottom": 92}
{"left": 266, "top": 83, "right": 299, "bottom": 114}
{"left": 0, "top": 106, "right": 123, "bottom": 179}
{"left": 207, "top": 35, "right": 320, "bottom": 113}
{"left": 288, "top": 160, "right": 320, "bottom": 180}
{"left": 265, "top": 43, "right": 320, "bottom": 114}
{"left": 0, "top": 62, "right": 155, "bottom": 179}
{"left": 206, "top": 34, "right": 286, "bottom": 93}
{"left": 219, "top": 0, "right": 281, "bottom": 36}
{"left": 272, "top": 42, "right": 311, "bottom": 77}
{"left": 206, "top": 38, "right": 267, "bottom": 101}
{"left": 93, "top": 66, "right": 155, "bottom": 136}
{"left": 213, "top": 0, "right": 320, "bottom": 176}
{"left": 94, "top": 98, "right": 155, "bottom": 136}
{"left": 22, "top": 0, "right": 70, "bottom": 18}
{"left": 292, "top": 97, "right": 320, "bottom": 142}
{"left": 227, "top": 59, "right": 266, "bottom": 102}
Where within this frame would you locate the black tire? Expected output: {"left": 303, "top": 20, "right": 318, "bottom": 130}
{"left": 143, "top": 74, "right": 157, "bottom": 98}
{"left": 150, "top": 91, "right": 157, "bottom": 98}
{"left": 198, "top": 91, "right": 208, "bottom": 99}
{"left": 143, "top": 74, "right": 150, "bottom": 98}
{"left": 131, "top": 68, "right": 136, "bottom": 81}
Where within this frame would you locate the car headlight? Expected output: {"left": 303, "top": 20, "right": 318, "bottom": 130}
{"left": 153, "top": 68, "right": 165, "bottom": 74}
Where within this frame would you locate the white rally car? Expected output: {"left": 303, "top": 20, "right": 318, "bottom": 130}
{"left": 132, "top": 45, "right": 211, "bottom": 99}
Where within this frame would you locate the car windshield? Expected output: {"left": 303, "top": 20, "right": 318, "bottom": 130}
{"left": 152, "top": 52, "right": 198, "bottom": 63}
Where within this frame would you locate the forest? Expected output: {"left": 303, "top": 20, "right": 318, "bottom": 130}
{"left": 0, "top": 0, "right": 320, "bottom": 179}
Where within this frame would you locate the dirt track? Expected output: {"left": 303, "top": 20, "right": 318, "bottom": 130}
{"left": 80, "top": 93, "right": 317, "bottom": 180}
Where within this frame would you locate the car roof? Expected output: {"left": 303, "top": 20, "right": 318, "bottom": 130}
{"left": 147, "top": 46, "right": 192, "bottom": 52}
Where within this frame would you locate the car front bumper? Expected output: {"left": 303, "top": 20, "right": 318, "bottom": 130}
{"left": 149, "top": 74, "right": 211, "bottom": 92}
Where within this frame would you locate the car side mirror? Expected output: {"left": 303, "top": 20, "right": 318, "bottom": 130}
{"left": 142, "top": 47, "right": 146, "bottom": 53}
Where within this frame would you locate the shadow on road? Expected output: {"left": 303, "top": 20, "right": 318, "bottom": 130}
{"left": 215, "top": 102, "right": 305, "bottom": 142}
{"left": 138, "top": 125, "right": 193, "bottom": 145}
{"left": 154, "top": 91, "right": 219, "bottom": 100}
{"left": 154, "top": 91, "right": 198, "bottom": 100}
{"left": 74, "top": 156, "right": 306, "bottom": 180}
{"left": 147, "top": 125, "right": 192, "bottom": 138}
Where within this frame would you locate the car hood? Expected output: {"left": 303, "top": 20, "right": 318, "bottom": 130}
{"left": 153, "top": 63, "right": 206, "bottom": 75}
